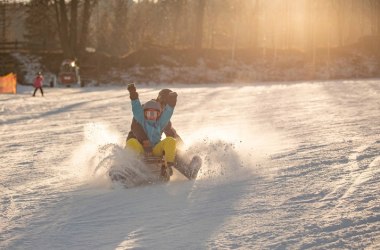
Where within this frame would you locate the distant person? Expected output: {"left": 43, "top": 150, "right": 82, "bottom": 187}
{"left": 32, "top": 72, "right": 44, "bottom": 97}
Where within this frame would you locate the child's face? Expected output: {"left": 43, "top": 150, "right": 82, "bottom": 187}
{"left": 144, "top": 109, "right": 159, "bottom": 121}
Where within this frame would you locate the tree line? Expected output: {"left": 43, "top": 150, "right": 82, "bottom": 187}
{"left": 1, "top": 0, "right": 380, "bottom": 62}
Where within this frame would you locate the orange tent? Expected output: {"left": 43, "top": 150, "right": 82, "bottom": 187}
{"left": 0, "top": 73, "right": 17, "bottom": 94}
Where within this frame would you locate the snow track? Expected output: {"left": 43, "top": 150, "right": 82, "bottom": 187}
{"left": 1, "top": 80, "right": 379, "bottom": 249}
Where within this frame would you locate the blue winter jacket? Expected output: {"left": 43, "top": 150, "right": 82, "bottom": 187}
{"left": 131, "top": 99, "right": 174, "bottom": 146}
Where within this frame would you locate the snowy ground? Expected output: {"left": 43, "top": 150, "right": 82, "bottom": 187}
{"left": 1, "top": 80, "right": 380, "bottom": 249}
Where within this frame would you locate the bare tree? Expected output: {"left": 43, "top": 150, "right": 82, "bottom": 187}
{"left": 53, "top": 0, "right": 97, "bottom": 59}
{"left": 23, "top": 0, "right": 57, "bottom": 50}
{"left": 111, "top": 0, "right": 131, "bottom": 55}
{"left": 53, "top": 0, "right": 71, "bottom": 57}
{"left": 0, "top": 0, "right": 9, "bottom": 42}
{"left": 78, "top": 0, "right": 96, "bottom": 54}
{"left": 194, "top": 0, "right": 206, "bottom": 49}
{"left": 19, "top": 0, "right": 380, "bottom": 61}
{"left": 248, "top": 0, "right": 261, "bottom": 50}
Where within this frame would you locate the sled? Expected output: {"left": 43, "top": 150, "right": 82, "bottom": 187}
{"left": 142, "top": 155, "right": 173, "bottom": 182}
{"left": 108, "top": 154, "right": 174, "bottom": 188}
{"left": 100, "top": 142, "right": 202, "bottom": 188}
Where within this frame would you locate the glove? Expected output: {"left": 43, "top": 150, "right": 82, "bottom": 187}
{"left": 157, "top": 89, "right": 173, "bottom": 105}
{"left": 127, "top": 83, "right": 138, "bottom": 100}
{"left": 166, "top": 92, "right": 177, "bottom": 107}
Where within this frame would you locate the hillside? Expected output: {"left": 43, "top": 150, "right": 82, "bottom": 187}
{"left": 4, "top": 36, "right": 380, "bottom": 85}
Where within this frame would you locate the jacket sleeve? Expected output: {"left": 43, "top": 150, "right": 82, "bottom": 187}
{"left": 158, "top": 105, "right": 173, "bottom": 129}
{"left": 163, "top": 121, "right": 175, "bottom": 137}
{"left": 129, "top": 118, "right": 149, "bottom": 143}
{"left": 164, "top": 121, "right": 179, "bottom": 138}
{"left": 127, "top": 130, "right": 136, "bottom": 141}
{"left": 131, "top": 99, "right": 145, "bottom": 125}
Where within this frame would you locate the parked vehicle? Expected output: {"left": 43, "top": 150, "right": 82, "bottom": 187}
{"left": 58, "top": 59, "right": 81, "bottom": 87}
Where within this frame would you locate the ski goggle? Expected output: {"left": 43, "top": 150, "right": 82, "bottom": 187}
{"left": 144, "top": 109, "right": 160, "bottom": 120}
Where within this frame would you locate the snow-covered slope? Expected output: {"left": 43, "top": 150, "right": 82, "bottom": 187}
{"left": 1, "top": 80, "right": 379, "bottom": 249}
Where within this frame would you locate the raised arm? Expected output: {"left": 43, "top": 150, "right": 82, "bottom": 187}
{"left": 158, "top": 92, "right": 177, "bottom": 128}
{"left": 127, "top": 83, "right": 144, "bottom": 125}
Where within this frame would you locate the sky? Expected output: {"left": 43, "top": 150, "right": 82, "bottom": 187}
{"left": 1, "top": 79, "right": 380, "bottom": 249}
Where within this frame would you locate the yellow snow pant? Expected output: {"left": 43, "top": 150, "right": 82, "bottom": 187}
{"left": 125, "top": 137, "right": 176, "bottom": 163}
